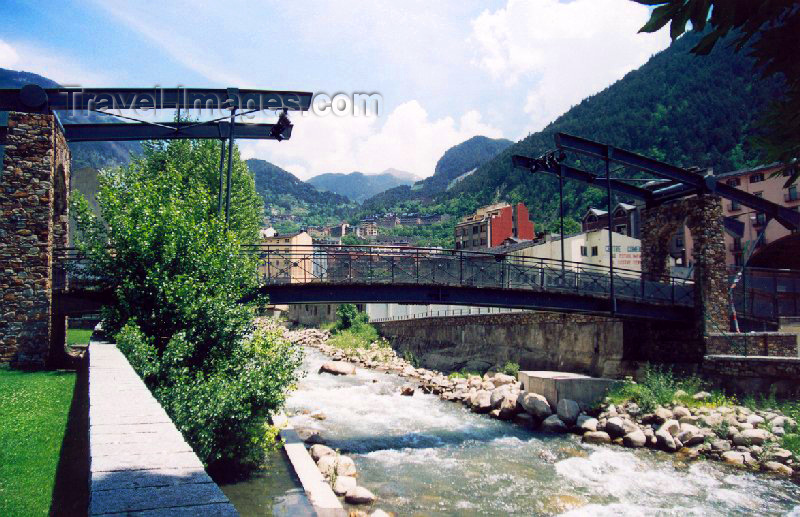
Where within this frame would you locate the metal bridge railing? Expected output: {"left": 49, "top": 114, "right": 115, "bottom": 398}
{"left": 240, "top": 244, "right": 695, "bottom": 308}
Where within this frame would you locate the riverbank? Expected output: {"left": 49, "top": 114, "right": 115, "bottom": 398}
{"left": 285, "top": 326, "right": 799, "bottom": 486}
{"left": 277, "top": 326, "right": 799, "bottom": 514}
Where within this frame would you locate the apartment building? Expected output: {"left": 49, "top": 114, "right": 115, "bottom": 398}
{"left": 258, "top": 230, "right": 313, "bottom": 282}
{"left": 454, "top": 202, "right": 535, "bottom": 250}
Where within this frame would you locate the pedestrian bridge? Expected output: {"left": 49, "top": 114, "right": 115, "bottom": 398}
{"left": 53, "top": 245, "right": 695, "bottom": 322}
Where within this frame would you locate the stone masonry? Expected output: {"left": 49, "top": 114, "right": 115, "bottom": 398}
{"left": 0, "top": 112, "right": 70, "bottom": 367}
{"left": 706, "top": 332, "right": 798, "bottom": 358}
{"left": 640, "top": 193, "right": 728, "bottom": 342}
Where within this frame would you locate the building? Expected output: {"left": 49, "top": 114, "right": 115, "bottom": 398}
{"left": 356, "top": 222, "right": 379, "bottom": 239}
{"left": 581, "top": 202, "right": 641, "bottom": 238}
{"left": 498, "top": 229, "right": 646, "bottom": 272}
{"left": 328, "top": 222, "right": 350, "bottom": 238}
{"left": 454, "top": 202, "right": 535, "bottom": 250}
{"left": 679, "top": 164, "right": 799, "bottom": 270}
{"left": 258, "top": 230, "right": 313, "bottom": 283}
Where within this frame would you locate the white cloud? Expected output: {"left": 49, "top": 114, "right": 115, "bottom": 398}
{"left": 471, "top": 0, "right": 670, "bottom": 132}
{"left": 239, "top": 100, "right": 503, "bottom": 180}
{"left": 0, "top": 39, "right": 20, "bottom": 68}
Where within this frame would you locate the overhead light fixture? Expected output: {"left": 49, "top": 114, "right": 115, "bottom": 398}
{"left": 270, "top": 109, "right": 292, "bottom": 141}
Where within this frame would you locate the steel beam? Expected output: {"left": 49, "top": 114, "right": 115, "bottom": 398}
{"left": 512, "top": 154, "right": 654, "bottom": 201}
{"left": 555, "top": 132, "right": 800, "bottom": 230}
{"left": 0, "top": 86, "right": 312, "bottom": 112}
{"left": 62, "top": 121, "right": 291, "bottom": 142}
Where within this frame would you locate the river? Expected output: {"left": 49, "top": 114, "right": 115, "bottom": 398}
{"left": 226, "top": 346, "right": 800, "bottom": 516}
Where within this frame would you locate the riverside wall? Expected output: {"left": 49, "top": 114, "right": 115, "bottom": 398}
{"left": 373, "top": 311, "right": 699, "bottom": 378}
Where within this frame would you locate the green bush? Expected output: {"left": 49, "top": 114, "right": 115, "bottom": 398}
{"left": 606, "top": 365, "right": 725, "bottom": 413}
{"left": 72, "top": 137, "right": 302, "bottom": 474}
{"left": 501, "top": 361, "right": 520, "bottom": 378}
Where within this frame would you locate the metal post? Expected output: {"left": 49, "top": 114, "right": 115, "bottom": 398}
{"left": 606, "top": 150, "right": 616, "bottom": 313}
{"left": 217, "top": 139, "right": 226, "bottom": 215}
{"left": 224, "top": 109, "right": 236, "bottom": 226}
{"left": 559, "top": 164, "right": 565, "bottom": 271}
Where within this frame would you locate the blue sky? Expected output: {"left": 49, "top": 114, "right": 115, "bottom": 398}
{"left": 1, "top": 0, "right": 669, "bottom": 179}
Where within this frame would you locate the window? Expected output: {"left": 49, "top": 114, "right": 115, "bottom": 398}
{"left": 480, "top": 238, "right": 486, "bottom": 245}
{"left": 481, "top": 224, "right": 487, "bottom": 233}
{"left": 788, "top": 185, "right": 798, "bottom": 202}
{"left": 750, "top": 173, "right": 764, "bottom": 183}
{"left": 580, "top": 246, "right": 587, "bottom": 257}
{"left": 591, "top": 246, "right": 598, "bottom": 256}
{"left": 587, "top": 215, "right": 597, "bottom": 223}
{"left": 615, "top": 224, "right": 627, "bottom": 235}
{"left": 754, "top": 191, "right": 763, "bottom": 198}
{"left": 455, "top": 242, "right": 461, "bottom": 249}
{"left": 727, "top": 178, "right": 741, "bottom": 187}
{"left": 754, "top": 213, "right": 767, "bottom": 226}
{"left": 675, "top": 237, "right": 684, "bottom": 248}
{"left": 730, "top": 200, "right": 741, "bottom": 211}
{"left": 285, "top": 239, "right": 290, "bottom": 243}
{"left": 472, "top": 239, "right": 479, "bottom": 247}
{"left": 732, "top": 237, "right": 742, "bottom": 251}
{"left": 473, "top": 225, "right": 479, "bottom": 234}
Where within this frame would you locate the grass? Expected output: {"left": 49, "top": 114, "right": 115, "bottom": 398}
{"left": 66, "top": 328, "right": 93, "bottom": 346}
{"left": 0, "top": 365, "right": 76, "bottom": 516}
{"left": 606, "top": 365, "right": 736, "bottom": 413}
{"left": 327, "top": 322, "right": 381, "bottom": 351}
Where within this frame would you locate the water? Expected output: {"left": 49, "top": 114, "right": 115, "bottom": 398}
{"left": 285, "top": 347, "right": 800, "bottom": 516}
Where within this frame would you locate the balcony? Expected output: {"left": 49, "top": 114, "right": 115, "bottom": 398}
{"left": 752, "top": 214, "right": 767, "bottom": 227}
{"left": 727, "top": 202, "right": 742, "bottom": 211}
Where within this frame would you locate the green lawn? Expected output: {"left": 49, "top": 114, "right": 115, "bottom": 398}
{"left": 0, "top": 366, "right": 76, "bottom": 516}
{"left": 66, "top": 329, "right": 93, "bottom": 346}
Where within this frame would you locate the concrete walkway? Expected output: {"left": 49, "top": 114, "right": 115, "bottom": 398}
{"left": 89, "top": 340, "right": 238, "bottom": 516}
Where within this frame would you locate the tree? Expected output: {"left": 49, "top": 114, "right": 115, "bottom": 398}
{"left": 635, "top": 1, "right": 800, "bottom": 164}
{"left": 71, "top": 138, "right": 301, "bottom": 475}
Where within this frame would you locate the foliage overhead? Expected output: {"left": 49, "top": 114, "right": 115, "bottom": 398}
{"left": 72, "top": 138, "right": 301, "bottom": 473}
{"left": 635, "top": 1, "right": 800, "bottom": 163}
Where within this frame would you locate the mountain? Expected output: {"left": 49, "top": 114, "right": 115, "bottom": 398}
{"left": 246, "top": 159, "right": 353, "bottom": 227}
{"left": 0, "top": 67, "right": 142, "bottom": 170}
{"left": 308, "top": 169, "right": 418, "bottom": 203}
{"left": 364, "top": 31, "right": 784, "bottom": 236}
{"left": 361, "top": 135, "right": 512, "bottom": 211}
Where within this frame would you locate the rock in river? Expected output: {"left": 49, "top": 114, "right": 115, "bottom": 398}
{"left": 540, "top": 415, "right": 568, "bottom": 433}
{"left": 345, "top": 486, "right": 377, "bottom": 505}
{"left": 319, "top": 361, "right": 356, "bottom": 376}
{"left": 582, "top": 431, "right": 612, "bottom": 445}
{"left": 518, "top": 392, "right": 552, "bottom": 419}
{"left": 557, "top": 399, "right": 581, "bottom": 426}
{"left": 333, "top": 475, "right": 357, "bottom": 496}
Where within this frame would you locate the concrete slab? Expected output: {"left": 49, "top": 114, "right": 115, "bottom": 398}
{"left": 519, "top": 370, "right": 621, "bottom": 407}
{"left": 92, "top": 467, "right": 212, "bottom": 492}
{"left": 89, "top": 340, "right": 238, "bottom": 516}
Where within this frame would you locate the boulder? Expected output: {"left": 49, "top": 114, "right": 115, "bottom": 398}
{"left": 497, "top": 394, "right": 519, "bottom": 420}
{"left": 518, "top": 392, "right": 553, "bottom": 420}
{"left": 605, "top": 417, "right": 627, "bottom": 438}
{"left": 582, "top": 431, "right": 612, "bottom": 444}
{"left": 310, "top": 444, "right": 335, "bottom": 462}
{"left": 345, "top": 486, "right": 377, "bottom": 505}
{"left": 658, "top": 419, "right": 681, "bottom": 437}
{"left": 576, "top": 415, "right": 598, "bottom": 433}
{"left": 677, "top": 424, "right": 704, "bottom": 447}
{"left": 655, "top": 429, "right": 677, "bottom": 452}
{"left": 318, "top": 455, "right": 357, "bottom": 478}
{"left": 310, "top": 410, "right": 326, "bottom": 420}
{"left": 722, "top": 451, "right": 745, "bottom": 466}
{"left": 370, "top": 511, "right": 391, "bottom": 517}
{"left": 490, "top": 386, "right": 511, "bottom": 408}
{"left": 732, "top": 428, "right": 770, "bottom": 446}
{"left": 557, "top": 399, "right": 581, "bottom": 426}
{"left": 492, "top": 373, "right": 516, "bottom": 386}
{"left": 332, "top": 475, "right": 357, "bottom": 496}
{"left": 766, "top": 448, "right": 793, "bottom": 464}
{"left": 514, "top": 413, "right": 535, "bottom": 428}
{"left": 296, "top": 428, "right": 325, "bottom": 445}
{"left": 540, "top": 415, "right": 568, "bottom": 433}
{"left": 692, "top": 391, "right": 712, "bottom": 401}
{"left": 655, "top": 407, "right": 674, "bottom": 422}
{"left": 471, "top": 390, "right": 493, "bottom": 413}
{"left": 762, "top": 461, "right": 793, "bottom": 476}
{"left": 710, "top": 439, "right": 731, "bottom": 452}
{"left": 319, "top": 361, "right": 356, "bottom": 376}
{"left": 746, "top": 414, "right": 765, "bottom": 426}
{"left": 400, "top": 384, "right": 415, "bottom": 396}
{"left": 672, "top": 406, "right": 691, "bottom": 419}
{"left": 623, "top": 429, "right": 647, "bottom": 448}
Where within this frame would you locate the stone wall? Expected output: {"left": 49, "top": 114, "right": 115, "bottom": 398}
{"left": 703, "top": 355, "right": 800, "bottom": 397}
{"left": 706, "top": 332, "right": 798, "bottom": 357}
{"left": 640, "top": 194, "right": 728, "bottom": 340}
{"left": 0, "top": 112, "right": 70, "bottom": 367}
{"left": 375, "top": 312, "right": 629, "bottom": 377}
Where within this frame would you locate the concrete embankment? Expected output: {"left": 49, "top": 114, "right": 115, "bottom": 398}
{"left": 88, "top": 340, "right": 237, "bottom": 516}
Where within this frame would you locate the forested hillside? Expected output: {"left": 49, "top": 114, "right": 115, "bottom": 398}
{"left": 362, "top": 135, "right": 512, "bottom": 213}
{"left": 308, "top": 169, "right": 417, "bottom": 203}
{"left": 444, "top": 31, "right": 783, "bottom": 227}
{"left": 246, "top": 158, "right": 353, "bottom": 229}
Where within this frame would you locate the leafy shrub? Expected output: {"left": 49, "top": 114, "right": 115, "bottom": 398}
{"left": 501, "top": 361, "right": 520, "bottom": 378}
{"left": 73, "top": 137, "right": 302, "bottom": 475}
